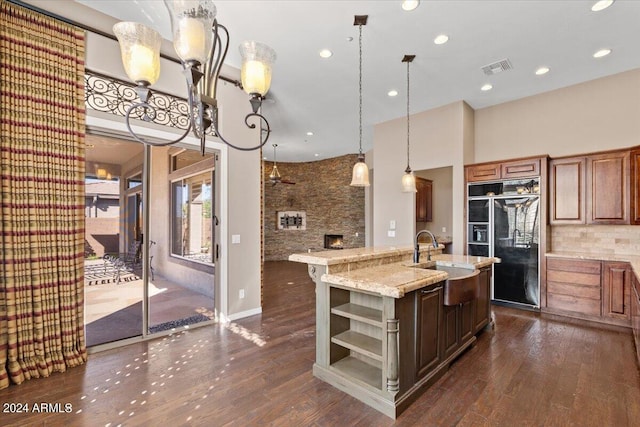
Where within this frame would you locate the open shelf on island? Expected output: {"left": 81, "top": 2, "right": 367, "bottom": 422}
{"left": 331, "top": 330, "right": 383, "bottom": 361}
{"left": 331, "top": 356, "right": 382, "bottom": 390}
{"left": 331, "top": 303, "right": 383, "bottom": 327}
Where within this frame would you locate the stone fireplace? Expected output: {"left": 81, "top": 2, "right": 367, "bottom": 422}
{"left": 324, "top": 234, "right": 344, "bottom": 250}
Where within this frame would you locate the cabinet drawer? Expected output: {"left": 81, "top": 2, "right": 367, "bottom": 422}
{"left": 547, "top": 293, "right": 602, "bottom": 317}
{"left": 466, "top": 163, "right": 501, "bottom": 182}
{"left": 501, "top": 158, "right": 541, "bottom": 179}
{"left": 547, "top": 281, "right": 600, "bottom": 300}
{"left": 547, "top": 258, "right": 601, "bottom": 275}
{"left": 547, "top": 269, "right": 601, "bottom": 287}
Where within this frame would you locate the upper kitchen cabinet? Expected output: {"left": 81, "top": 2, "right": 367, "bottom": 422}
{"left": 632, "top": 149, "right": 640, "bottom": 224}
{"left": 549, "top": 157, "right": 586, "bottom": 224}
{"left": 550, "top": 149, "right": 634, "bottom": 225}
{"left": 465, "top": 158, "right": 541, "bottom": 183}
{"left": 416, "top": 177, "right": 433, "bottom": 222}
{"left": 587, "top": 151, "right": 630, "bottom": 224}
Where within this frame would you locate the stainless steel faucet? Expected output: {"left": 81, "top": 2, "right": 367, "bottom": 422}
{"left": 414, "top": 229, "right": 438, "bottom": 263}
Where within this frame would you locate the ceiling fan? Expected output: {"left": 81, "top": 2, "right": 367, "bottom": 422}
{"left": 269, "top": 144, "right": 295, "bottom": 186}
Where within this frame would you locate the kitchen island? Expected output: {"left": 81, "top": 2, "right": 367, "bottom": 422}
{"left": 289, "top": 245, "right": 499, "bottom": 419}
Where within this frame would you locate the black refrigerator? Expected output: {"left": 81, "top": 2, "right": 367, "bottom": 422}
{"left": 467, "top": 179, "right": 540, "bottom": 308}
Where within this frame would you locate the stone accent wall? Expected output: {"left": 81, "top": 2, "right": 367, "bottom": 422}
{"left": 551, "top": 225, "right": 640, "bottom": 256}
{"left": 264, "top": 154, "right": 366, "bottom": 261}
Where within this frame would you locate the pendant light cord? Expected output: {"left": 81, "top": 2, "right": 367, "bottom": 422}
{"left": 406, "top": 60, "right": 411, "bottom": 171}
{"left": 358, "top": 24, "right": 363, "bottom": 157}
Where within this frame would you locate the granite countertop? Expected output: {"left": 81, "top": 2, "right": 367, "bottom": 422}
{"left": 319, "top": 254, "right": 500, "bottom": 299}
{"left": 288, "top": 244, "right": 445, "bottom": 266}
{"left": 546, "top": 251, "right": 640, "bottom": 282}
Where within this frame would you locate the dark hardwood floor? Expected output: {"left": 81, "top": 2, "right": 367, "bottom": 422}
{"left": 1, "top": 260, "right": 639, "bottom": 426}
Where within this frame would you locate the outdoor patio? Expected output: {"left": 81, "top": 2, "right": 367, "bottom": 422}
{"left": 84, "top": 259, "right": 215, "bottom": 347}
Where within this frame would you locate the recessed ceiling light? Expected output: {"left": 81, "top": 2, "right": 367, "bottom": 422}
{"left": 591, "top": 0, "right": 614, "bottom": 12}
{"left": 388, "top": 90, "right": 398, "bottom": 97}
{"left": 402, "top": 0, "right": 420, "bottom": 11}
{"left": 481, "top": 84, "right": 493, "bottom": 91}
{"left": 535, "top": 66, "right": 550, "bottom": 75}
{"left": 306, "top": 131, "right": 314, "bottom": 136}
{"left": 319, "top": 49, "right": 332, "bottom": 58}
{"left": 434, "top": 34, "right": 449, "bottom": 45}
{"left": 593, "top": 48, "right": 611, "bottom": 58}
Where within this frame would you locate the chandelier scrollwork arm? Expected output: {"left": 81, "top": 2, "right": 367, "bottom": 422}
{"left": 123, "top": 86, "right": 192, "bottom": 147}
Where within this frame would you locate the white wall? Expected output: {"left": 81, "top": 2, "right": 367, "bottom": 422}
{"left": 474, "top": 68, "right": 640, "bottom": 161}
{"left": 373, "top": 101, "right": 473, "bottom": 253}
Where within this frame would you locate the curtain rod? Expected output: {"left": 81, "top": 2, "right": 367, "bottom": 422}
{"left": 6, "top": 0, "right": 243, "bottom": 89}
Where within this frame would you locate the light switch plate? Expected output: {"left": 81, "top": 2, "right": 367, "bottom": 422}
{"left": 389, "top": 220, "right": 396, "bottom": 230}
{"left": 232, "top": 234, "right": 241, "bottom": 244}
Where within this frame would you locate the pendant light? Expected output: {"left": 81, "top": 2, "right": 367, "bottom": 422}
{"left": 269, "top": 144, "right": 281, "bottom": 184}
{"left": 350, "top": 15, "right": 370, "bottom": 187}
{"left": 401, "top": 54, "right": 417, "bottom": 193}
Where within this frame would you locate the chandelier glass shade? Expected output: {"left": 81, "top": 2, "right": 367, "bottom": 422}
{"left": 113, "top": 0, "right": 276, "bottom": 154}
{"left": 112, "top": 22, "right": 162, "bottom": 86}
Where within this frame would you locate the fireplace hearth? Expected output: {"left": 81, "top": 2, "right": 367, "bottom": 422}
{"left": 324, "top": 234, "right": 344, "bottom": 250}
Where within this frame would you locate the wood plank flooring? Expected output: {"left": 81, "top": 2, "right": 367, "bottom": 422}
{"left": 1, "top": 260, "right": 639, "bottom": 426}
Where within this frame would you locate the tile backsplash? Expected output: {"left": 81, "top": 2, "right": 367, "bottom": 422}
{"left": 551, "top": 225, "right": 640, "bottom": 255}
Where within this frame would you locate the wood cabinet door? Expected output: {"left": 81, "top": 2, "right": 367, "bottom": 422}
{"left": 416, "top": 286, "right": 443, "bottom": 379}
{"left": 549, "top": 157, "right": 586, "bottom": 224}
{"left": 632, "top": 277, "right": 640, "bottom": 364}
{"left": 459, "top": 300, "right": 474, "bottom": 343}
{"left": 501, "top": 158, "right": 541, "bottom": 179}
{"left": 602, "top": 261, "right": 631, "bottom": 322}
{"left": 442, "top": 304, "right": 459, "bottom": 359}
{"left": 474, "top": 267, "right": 491, "bottom": 333}
{"left": 631, "top": 150, "right": 640, "bottom": 224}
{"left": 465, "top": 163, "right": 501, "bottom": 183}
{"left": 587, "top": 151, "right": 630, "bottom": 224}
{"left": 416, "top": 178, "right": 433, "bottom": 222}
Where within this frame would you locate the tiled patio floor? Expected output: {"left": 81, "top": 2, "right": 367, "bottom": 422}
{"left": 84, "top": 259, "right": 215, "bottom": 347}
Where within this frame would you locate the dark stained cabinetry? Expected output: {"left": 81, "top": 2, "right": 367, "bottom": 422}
{"left": 549, "top": 157, "right": 586, "bottom": 224}
{"left": 546, "top": 258, "right": 601, "bottom": 317}
{"left": 416, "top": 178, "right": 433, "bottom": 222}
{"left": 415, "top": 285, "right": 443, "bottom": 378}
{"left": 631, "top": 149, "right": 640, "bottom": 224}
{"left": 466, "top": 158, "right": 540, "bottom": 183}
{"left": 587, "top": 151, "right": 630, "bottom": 224}
{"left": 602, "top": 262, "right": 631, "bottom": 321}
{"left": 550, "top": 150, "right": 631, "bottom": 225}
{"left": 632, "top": 275, "right": 640, "bottom": 365}
{"left": 473, "top": 267, "right": 492, "bottom": 334}
{"left": 545, "top": 257, "right": 632, "bottom": 328}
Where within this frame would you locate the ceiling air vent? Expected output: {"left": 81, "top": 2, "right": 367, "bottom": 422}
{"left": 481, "top": 58, "right": 513, "bottom": 75}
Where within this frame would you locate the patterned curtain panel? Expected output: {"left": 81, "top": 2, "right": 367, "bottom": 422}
{"left": 0, "top": 1, "right": 87, "bottom": 390}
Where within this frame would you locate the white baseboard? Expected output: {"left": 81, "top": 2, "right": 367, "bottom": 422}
{"left": 226, "top": 306, "right": 262, "bottom": 321}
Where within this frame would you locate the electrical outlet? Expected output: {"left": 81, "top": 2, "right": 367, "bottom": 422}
{"left": 442, "top": 227, "right": 447, "bottom": 233}
{"left": 232, "top": 234, "right": 241, "bottom": 244}
{"left": 355, "top": 232, "right": 359, "bottom": 237}
{"left": 388, "top": 230, "right": 396, "bottom": 237}
{"left": 239, "top": 289, "right": 245, "bottom": 299}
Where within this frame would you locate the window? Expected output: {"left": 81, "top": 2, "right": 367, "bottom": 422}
{"left": 171, "top": 170, "right": 214, "bottom": 264}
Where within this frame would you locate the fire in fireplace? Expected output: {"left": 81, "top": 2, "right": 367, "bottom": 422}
{"left": 324, "top": 234, "right": 344, "bottom": 250}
